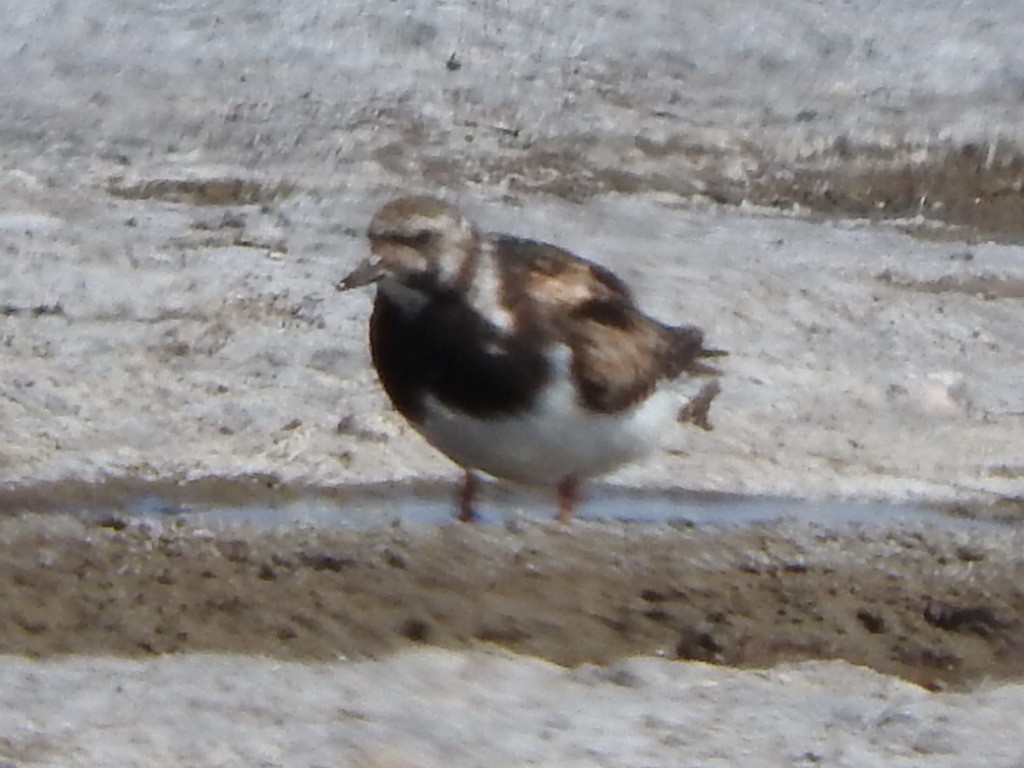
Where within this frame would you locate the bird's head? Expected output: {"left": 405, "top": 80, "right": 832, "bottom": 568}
{"left": 337, "top": 196, "right": 480, "bottom": 296}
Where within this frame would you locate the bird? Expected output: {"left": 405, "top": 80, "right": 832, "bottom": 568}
{"left": 337, "top": 195, "right": 725, "bottom": 522}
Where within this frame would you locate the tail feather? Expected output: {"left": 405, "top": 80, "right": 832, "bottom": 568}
{"left": 666, "top": 325, "right": 727, "bottom": 378}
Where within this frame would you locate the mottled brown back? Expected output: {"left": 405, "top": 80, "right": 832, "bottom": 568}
{"left": 491, "top": 236, "right": 722, "bottom": 414}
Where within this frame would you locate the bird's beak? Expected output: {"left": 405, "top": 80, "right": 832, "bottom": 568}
{"left": 336, "top": 257, "right": 384, "bottom": 291}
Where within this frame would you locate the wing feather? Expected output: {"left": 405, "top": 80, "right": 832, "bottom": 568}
{"left": 491, "top": 236, "right": 725, "bottom": 414}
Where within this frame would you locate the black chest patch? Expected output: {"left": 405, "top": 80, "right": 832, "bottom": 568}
{"left": 368, "top": 290, "right": 551, "bottom": 422}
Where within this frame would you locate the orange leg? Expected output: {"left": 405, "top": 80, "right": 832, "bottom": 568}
{"left": 457, "top": 470, "right": 479, "bottom": 522}
{"left": 556, "top": 477, "right": 579, "bottom": 523}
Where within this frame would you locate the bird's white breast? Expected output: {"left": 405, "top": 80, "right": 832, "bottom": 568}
{"left": 414, "top": 345, "right": 678, "bottom": 487}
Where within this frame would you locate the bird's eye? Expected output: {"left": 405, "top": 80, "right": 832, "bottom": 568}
{"left": 389, "top": 231, "right": 432, "bottom": 249}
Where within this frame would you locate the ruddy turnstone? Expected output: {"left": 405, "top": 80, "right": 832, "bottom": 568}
{"left": 338, "top": 196, "right": 725, "bottom": 522}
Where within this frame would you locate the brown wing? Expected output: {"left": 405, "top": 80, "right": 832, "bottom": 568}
{"left": 491, "top": 236, "right": 634, "bottom": 323}
{"left": 491, "top": 236, "right": 724, "bottom": 414}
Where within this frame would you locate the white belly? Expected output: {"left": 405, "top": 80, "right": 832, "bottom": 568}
{"left": 415, "top": 370, "right": 678, "bottom": 487}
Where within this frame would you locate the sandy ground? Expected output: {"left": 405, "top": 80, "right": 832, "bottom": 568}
{"left": 2, "top": 0, "right": 1024, "bottom": 765}
{"left": 3, "top": 511, "right": 1024, "bottom": 690}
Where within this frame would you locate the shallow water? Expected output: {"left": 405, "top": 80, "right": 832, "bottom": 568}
{"left": 113, "top": 484, "right": 1005, "bottom": 532}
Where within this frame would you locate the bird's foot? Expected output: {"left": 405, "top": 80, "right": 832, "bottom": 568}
{"left": 556, "top": 477, "right": 579, "bottom": 523}
{"left": 457, "top": 470, "right": 479, "bottom": 522}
